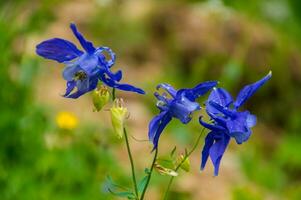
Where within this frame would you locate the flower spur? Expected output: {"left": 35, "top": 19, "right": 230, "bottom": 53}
{"left": 199, "top": 71, "right": 272, "bottom": 176}
{"left": 149, "top": 81, "right": 217, "bottom": 150}
{"left": 36, "top": 23, "right": 144, "bottom": 98}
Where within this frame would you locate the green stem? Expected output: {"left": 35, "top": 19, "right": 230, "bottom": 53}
{"left": 112, "top": 88, "right": 116, "bottom": 101}
{"left": 163, "top": 128, "right": 206, "bottom": 200}
{"left": 186, "top": 127, "right": 206, "bottom": 157}
{"left": 163, "top": 176, "right": 174, "bottom": 200}
{"left": 140, "top": 147, "right": 158, "bottom": 200}
{"left": 123, "top": 127, "right": 139, "bottom": 199}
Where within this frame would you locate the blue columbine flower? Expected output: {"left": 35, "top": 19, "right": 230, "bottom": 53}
{"left": 36, "top": 23, "right": 145, "bottom": 98}
{"left": 199, "top": 71, "right": 272, "bottom": 176}
{"left": 148, "top": 81, "right": 217, "bottom": 150}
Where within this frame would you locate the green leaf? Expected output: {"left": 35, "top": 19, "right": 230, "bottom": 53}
{"left": 104, "top": 175, "right": 134, "bottom": 199}
{"left": 138, "top": 175, "right": 149, "bottom": 194}
{"left": 156, "top": 155, "right": 174, "bottom": 169}
{"left": 108, "top": 189, "right": 136, "bottom": 199}
{"left": 105, "top": 175, "right": 129, "bottom": 190}
{"left": 170, "top": 146, "right": 177, "bottom": 157}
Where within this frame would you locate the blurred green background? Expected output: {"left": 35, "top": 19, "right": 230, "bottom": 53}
{"left": 1, "top": 0, "right": 301, "bottom": 199}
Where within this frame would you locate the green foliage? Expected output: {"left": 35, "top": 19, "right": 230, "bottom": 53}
{"left": 285, "top": 183, "right": 301, "bottom": 200}
{"left": 104, "top": 176, "right": 136, "bottom": 199}
{"left": 288, "top": 0, "right": 301, "bottom": 23}
{"left": 137, "top": 175, "right": 148, "bottom": 195}
{"left": 276, "top": 135, "right": 301, "bottom": 169}
{"left": 232, "top": 186, "right": 264, "bottom": 200}
{"left": 167, "top": 190, "right": 192, "bottom": 200}
{"left": 240, "top": 146, "right": 286, "bottom": 191}
{"left": 2, "top": 0, "right": 301, "bottom": 199}
{"left": 0, "top": 1, "right": 127, "bottom": 199}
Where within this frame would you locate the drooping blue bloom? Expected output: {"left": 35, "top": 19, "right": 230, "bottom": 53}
{"left": 36, "top": 23, "right": 145, "bottom": 98}
{"left": 199, "top": 71, "right": 272, "bottom": 176}
{"left": 148, "top": 81, "right": 217, "bottom": 150}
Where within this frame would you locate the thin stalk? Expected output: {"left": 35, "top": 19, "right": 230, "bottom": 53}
{"left": 163, "top": 128, "right": 206, "bottom": 200}
{"left": 140, "top": 147, "right": 158, "bottom": 200}
{"left": 186, "top": 127, "right": 206, "bottom": 158}
{"left": 123, "top": 127, "right": 139, "bottom": 199}
{"left": 112, "top": 88, "right": 116, "bottom": 101}
{"left": 163, "top": 176, "right": 174, "bottom": 200}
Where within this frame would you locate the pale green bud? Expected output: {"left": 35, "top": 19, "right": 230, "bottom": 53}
{"left": 154, "top": 163, "right": 178, "bottom": 177}
{"left": 110, "top": 98, "right": 128, "bottom": 138}
{"left": 92, "top": 85, "right": 110, "bottom": 111}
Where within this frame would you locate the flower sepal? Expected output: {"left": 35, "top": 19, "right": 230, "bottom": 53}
{"left": 154, "top": 163, "right": 178, "bottom": 177}
{"left": 110, "top": 98, "right": 128, "bottom": 139}
{"left": 175, "top": 154, "right": 190, "bottom": 172}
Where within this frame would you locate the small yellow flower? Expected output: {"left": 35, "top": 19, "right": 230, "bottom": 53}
{"left": 110, "top": 98, "right": 128, "bottom": 138}
{"left": 56, "top": 111, "right": 78, "bottom": 130}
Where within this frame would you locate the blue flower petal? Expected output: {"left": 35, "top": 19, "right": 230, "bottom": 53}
{"left": 64, "top": 90, "right": 86, "bottom": 99}
{"left": 152, "top": 114, "right": 172, "bottom": 151}
{"left": 96, "top": 47, "right": 116, "bottom": 68}
{"left": 106, "top": 69, "right": 122, "bottom": 82}
{"left": 177, "top": 81, "right": 217, "bottom": 101}
{"left": 113, "top": 83, "right": 145, "bottom": 94}
{"left": 199, "top": 117, "right": 226, "bottom": 131}
{"left": 207, "top": 88, "right": 233, "bottom": 114}
{"left": 156, "top": 83, "right": 177, "bottom": 98}
{"left": 70, "top": 23, "right": 95, "bottom": 54}
{"left": 234, "top": 71, "right": 272, "bottom": 108}
{"left": 227, "top": 129, "right": 252, "bottom": 145}
{"left": 247, "top": 114, "right": 257, "bottom": 128}
{"left": 64, "top": 54, "right": 100, "bottom": 78}
{"left": 76, "top": 77, "right": 90, "bottom": 92}
{"left": 62, "top": 65, "right": 81, "bottom": 81}
{"left": 100, "top": 75, "right": 145, "bottom": 94}
{"left": 225, "top": 111, "right": 252, "bottom": 144}
{"left": 209, "top": 101, "right": 235, "bottom": 118}
{"left": 63, "top": 80, "right": 76, "bottom": 97}
{"left": 154, "top": 92, "right": 169, "bottom": 103}
{"left": 36, "top": 38, "right": 83, "bottom": 63}
{"left": 65, "top": 76, "right": 98, "bottom": 99}
{"left": 209, "top": 133, "right": 230, "bottom": 176}
{"left": 170, "top": 94, "right": 200, "bottom": 124}
{"left": 207, "top": 112, "right": 227, "bottom": 127}
{"left": 201, "top": 132, "right": 215, "bottom": 170}
{"left": 191, "top": 81, "right": 218, "bottom": 100}
{"left": 77, "top": 54, "right": 99, "bottom": 76}
{"left": 149, "top": 111, "right": 172, "bottom": 150}
{"left": 88, "top": 76, "right": 99, "bottom": 90}
{"left": 148, "top": 113, "right": 162, "bottom": 142}
{"left": 148, "top": 111, "right": 168, "bottom": 142}
{"left": 98, "top": 56, "right": 122, "bottom": 81}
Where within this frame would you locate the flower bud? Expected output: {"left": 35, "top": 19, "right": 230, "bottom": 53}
{"left": 92, "top": 85, "right": 110, "bottom": 111}
{"left": 154, "top": 163, "right": 178, "bottom": 177}
{"left": 110, "top": 98, "right": 128, "bottom": 138}
{"left": 176, "top": 154, "right": 190, "bottom": 172}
